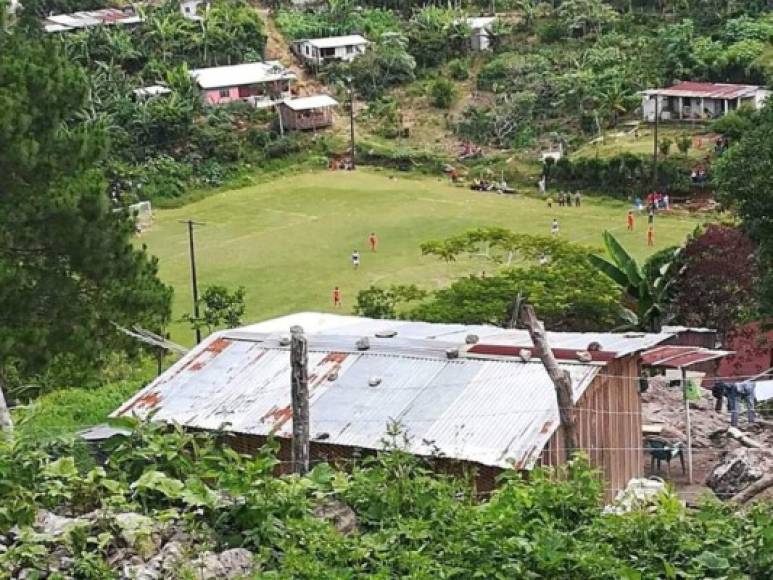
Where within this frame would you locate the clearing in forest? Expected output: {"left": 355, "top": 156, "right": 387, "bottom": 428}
{"left": 140, "top": 170, "right": 706, "bottom": 342}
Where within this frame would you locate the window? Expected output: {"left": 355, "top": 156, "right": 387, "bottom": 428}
{"left": 219, "top": 88, "right": 230, "bottom": 98}
{"left": 346, "top": 45, "right": 354, "bottom": 54}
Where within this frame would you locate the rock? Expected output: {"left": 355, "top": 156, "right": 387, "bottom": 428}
{"left": 706, "top": 448, "right": 765, "bottom": 498}
{"left": 191, "top": 548, "right": 254, "bottom": 579}
{"left": 113, "top": 512, "right": 158, "bottom": 559}
{"left": 603, "top": 478, "right": 668, "bottom": 515}
{"left": 312, "top": 499, "right": 358, "bottom": 535}
{"left": 34, "top": 510, "right": 86, "bottom": 538}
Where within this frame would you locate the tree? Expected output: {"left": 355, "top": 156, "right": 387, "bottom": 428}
{"left": 429, "top": 78, "right": 456, "bottom": 109}
{"left": 558, "top": 0, "right": 619, "bottom": 38}
{"left": 714, "top": 103, "right": 773, "bottom": 317}
{"left": 0, "top": 33, "right": 172, "bottom": 404}
{"left": 589, "top": 231, "right": 679, "bottom": 331}
{"left": 184, "top": 285, "right": 246, "bottom": 336}
{"left": 413, "top": 228, "right": 624, "bottom": 330}
{"left": 670, "top": 225, "right": 758, "bottom": 337}
{"left": 349, "top": 32, "right": 416, "bottom": 99}
{"left": 676, "top": 135, "right": 692, "bottom": 156}
{"left": 353, "top": 285, "right": 426, "bottom": 319}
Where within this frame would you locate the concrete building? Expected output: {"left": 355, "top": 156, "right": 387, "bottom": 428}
{"left": 292, "top": 35, "right": 368, "bottom": 66}
{"left": 642, "top": 82, "right": 770, "bottom": 122}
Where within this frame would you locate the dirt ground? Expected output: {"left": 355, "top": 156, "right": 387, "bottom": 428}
{"left": 641, "top": 377, "right": 773, "bottom": 504}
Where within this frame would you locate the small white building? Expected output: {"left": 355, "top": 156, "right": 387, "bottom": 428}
{"left": 180, "top": 0, "right": 207, "bottom": 21}
{"left": 467, "top": 16, "right": 496, "bottom": 51}
{"left": 642, "top": 81, "right": 770, "bottom": 122}
{"left": 293, "top": 35, "right": 368, "bottom": 66}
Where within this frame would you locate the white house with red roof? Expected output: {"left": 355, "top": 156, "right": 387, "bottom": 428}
{"left": 642, "top": 81, "right": 770, "bottom": 122}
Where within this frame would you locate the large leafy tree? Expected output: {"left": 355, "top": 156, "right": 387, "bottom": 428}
{"left": 715, "top": 103, "right": 773, "bottom": 318}
{"left": 0, "top": 33, "right": 172, "bottom": 405}
{"left": 411, "top": 228, "right": 624, "bottom": 331}
{"left": 670, "top": 225, "right": 758, "bottom": 337}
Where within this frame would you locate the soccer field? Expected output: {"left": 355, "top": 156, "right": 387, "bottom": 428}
{"left": 140, "top": 170, "right": 705, "bottom": 343}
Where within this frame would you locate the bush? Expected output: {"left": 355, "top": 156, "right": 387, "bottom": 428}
{"left": 447, "top": 58, "right": 469, "bottom": 81}
{"left": 537, "top": 20, "right": 565, "bottom": 44}
{"left": 676, "top": 136, "right": 692, "bottom": 155}
{"left": 549, "top": 153, "right": 692, "bottom": 196}
{"left": 430, "top": 78, "right": 456, "bottom": 109}
{"left": 658, "top": 137, "right": 673, "bottom": 156}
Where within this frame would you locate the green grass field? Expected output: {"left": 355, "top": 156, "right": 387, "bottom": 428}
{"left": 141, "top": 169, "right": 706, "bottom": 343}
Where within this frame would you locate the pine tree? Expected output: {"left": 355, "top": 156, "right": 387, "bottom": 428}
{"left": 0, "top": 32, "right": 172, "bottom": 423}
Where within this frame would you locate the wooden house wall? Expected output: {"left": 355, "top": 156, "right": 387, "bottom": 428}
{"left": 542, "top": 355, "right": 643, "bottom": 499}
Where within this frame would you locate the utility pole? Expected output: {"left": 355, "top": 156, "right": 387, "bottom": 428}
{"left": 521, "top": 304, "right": 577, "bottom": 460}
{"left": 681, "top": 367, "right": 693, "bottom": 484}
{"left": 347, "top": 76, "right": 356, "bottom": 169}
{"left": 179, "top": 219, "right": 206, "bottom": 344}
{"left": 290, "top": 325, "right": 310, "bottom": 475}
{"left": 653, "top": 94, "right": 659, "bottom": 190}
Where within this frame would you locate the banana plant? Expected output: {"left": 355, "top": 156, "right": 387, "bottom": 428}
{"left": 590, "top": 231, "right": 680, "bottom": 331}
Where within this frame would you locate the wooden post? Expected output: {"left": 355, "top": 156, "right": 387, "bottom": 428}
{"left": 290, "top": 325, "right": 310, "bottom": 475}
{"left": 0, "top": 372, "right": 13, "bottom": 438}
{"left": 520, "top": 304, "right": 577, "bottom": 460}
{"left": 681, "top": 366, "right": 693, "bottom": 483}
{"left": 653, "top": 94, "right": 659, "bottom": 189}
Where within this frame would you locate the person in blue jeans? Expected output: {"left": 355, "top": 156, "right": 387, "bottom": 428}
{"left": 728, "top": 381, "right": 756, "bottom": 427}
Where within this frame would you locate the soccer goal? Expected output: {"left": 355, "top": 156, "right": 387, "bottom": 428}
{"left": 125, "top": 201, "right": 153, "bottom": 232}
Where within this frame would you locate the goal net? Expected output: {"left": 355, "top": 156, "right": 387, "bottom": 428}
{"left": 129, "top": 201, "right": 153, "bottom": 231}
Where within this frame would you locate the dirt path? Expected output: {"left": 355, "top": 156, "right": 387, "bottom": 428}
{"left": 255, "top": 7, "right": 327, "bottom": 97}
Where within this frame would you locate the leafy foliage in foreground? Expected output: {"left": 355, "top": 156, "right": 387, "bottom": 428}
{"left": 1, "top": 422, "right": 772, "bottom": 578}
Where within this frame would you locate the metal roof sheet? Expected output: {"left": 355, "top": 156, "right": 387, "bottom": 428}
{"left": 640, "top": 346, "right": 732, "bottom": 368}
{"left": 113, "top": 332, "right": 599, "bottom": 470}
{"left": 306, "top": 35, "right": 368, "bottom": 49}
{"left": 467, "top": 16, "right": 496, "bottom": 29}
{"left": 644, "top": 82, "right": 765, "bottom": 100}
{"left": 190, "top": 62, "right": 296, "bottom": 89}
{"left": 282, "top": 95, "right": 338, "bottom": 111}
{"left": 240, "top": 313, "right": 674, "bottom": 359}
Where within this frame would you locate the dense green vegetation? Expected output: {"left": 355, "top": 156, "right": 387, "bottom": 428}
{"left": 1, "top": 423, "right": 772, "bottom": 577}
{"left": 0, "top": 30, "right": 171, "bottom": 400}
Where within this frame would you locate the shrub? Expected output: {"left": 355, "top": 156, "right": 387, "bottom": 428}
{"left": 447, "top": 58, "right": 469, "bottom": 81}
{"left": 430, "top": 78, "right": 456, "bottom": 109}
{"left": 658, "top": 137, "right": 673, "bottom": 156}
{"left": 676, "top": 136, "right": 692, "bottom": 155}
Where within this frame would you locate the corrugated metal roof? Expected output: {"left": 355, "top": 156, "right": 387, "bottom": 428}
{"left": 282, "top": 95, "right": 338, "bottom": 111}
{"left": 113, "top": 332, "right": 599, "bottom": 470}
{"left": 190, "top": 62, "right": 296, "bottom": 89}
{"left": 641, "top": 346, "right": 732, "bottom": 368}
{"left": 644, "top": 82, "right": 765, "bottom": 100}
{"left": 43, "top": 8, "right": 142, "bottom": 31}
{"left": 467, "top": 16, "right": 496, "bottom": 29}
{"left": 240, "top": 313, "right": 676, "bottom": 359}
{"left": 306, "top": 35, "right": 368, "bottom": 49}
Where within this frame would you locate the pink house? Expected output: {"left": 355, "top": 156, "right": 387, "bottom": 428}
{"left": 190, "top": 61, "right": 296, "bottom": 107}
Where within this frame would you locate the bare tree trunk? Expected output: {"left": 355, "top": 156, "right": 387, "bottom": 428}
{"left": 0, "top": 370, "right": 13, "bottom": 438}
{"left": 731, "top": 474, "right": 773, "bottom": 503}
{"left": 521, "top": 304, "right": 577, "bottom": 460}
{"left": 290, "top": 325, "right": 310, "bottom": 475}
